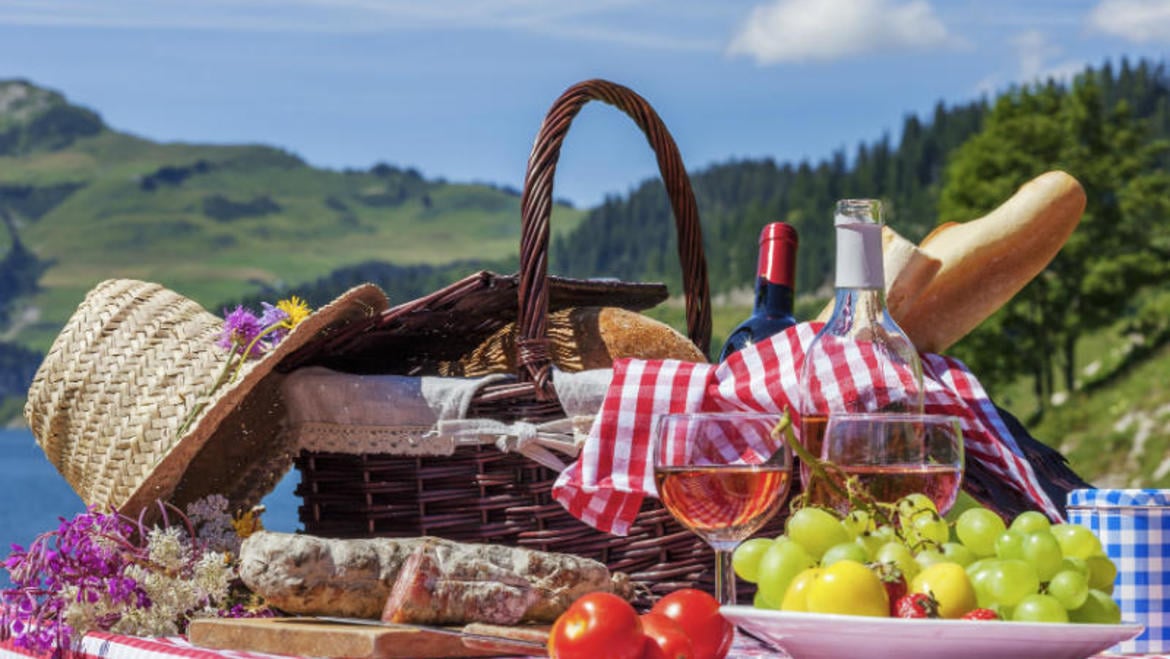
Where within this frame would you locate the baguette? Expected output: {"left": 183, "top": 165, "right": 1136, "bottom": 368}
{"left": 898, "top": 170, "right": 1086, "bottom": 353}
{"left": 883, "top": 225, "right": 944, "bottom": 320}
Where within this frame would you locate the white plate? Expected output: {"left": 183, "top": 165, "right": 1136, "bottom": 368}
{"left": 720, "top": 607, "right": 1144, "bottom": 659}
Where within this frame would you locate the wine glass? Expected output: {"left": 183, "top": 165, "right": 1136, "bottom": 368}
{"left": 811, "top": 413, "right": 964, "bottom": 515}
{"left": 653, "top": 412, "right": 793, "bottom": 605}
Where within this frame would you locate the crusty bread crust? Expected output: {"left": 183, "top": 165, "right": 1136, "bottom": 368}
{"left": 883, "top": 226, "right": 943, "bottom": 320}
{"left": 441, "top": 306, "right": 707, "bottom": 376}
{"left": 898, "top": 170, "right": 1086, "bottom": 353}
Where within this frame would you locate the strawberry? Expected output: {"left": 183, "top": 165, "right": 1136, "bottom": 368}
{"left": 893, "top": 592, "right": 939, "bottom": 619}
{"left": 871, "top": 562, "right": 907, "bottom": 616}
{"left": 961, "top": 608, "right": 1000, "bottom": 621}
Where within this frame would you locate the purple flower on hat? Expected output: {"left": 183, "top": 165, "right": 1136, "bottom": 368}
{"left": 180, "top": 295, "right": 312, "bottom": 438}
{"left": 259, "top": 302, "right": 290, "bottom": 345}
{"left": 218, "top": 306, "right": 264, "bottom": 357}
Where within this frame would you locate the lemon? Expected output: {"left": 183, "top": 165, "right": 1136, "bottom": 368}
{"left": 780, "top": 567, "right": 822, "bottom": 612}
{"left": 805, "top": 560, "right": 888, "bottom": 617}
{"left": 910, "top": 561, "right": 977, "bottom": 619}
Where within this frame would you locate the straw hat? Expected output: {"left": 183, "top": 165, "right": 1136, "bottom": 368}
{"left": 24, "top": 278, "right": 389, "bottom": 518}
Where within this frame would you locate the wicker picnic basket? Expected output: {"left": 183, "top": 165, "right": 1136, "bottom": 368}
{"left": 277, "top": 79, "right": 787, "bottom": 599}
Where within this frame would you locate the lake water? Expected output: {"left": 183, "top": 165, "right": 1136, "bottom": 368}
{"left": 0, "top": 427, "right": 303, "bottom": 586}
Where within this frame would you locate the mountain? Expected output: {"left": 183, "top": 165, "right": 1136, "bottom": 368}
{"left": 0, "top": 79, "right": 585, "bottom": 354}
{"left": 552, "top": 59, "right": 1170, "bottom": 310}
{"left": 0, "top": 81, "right": 103, "bottom": 155}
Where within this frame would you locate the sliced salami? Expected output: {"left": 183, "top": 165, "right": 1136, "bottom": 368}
{"left": 238, "top": 531, "right": 627, "bottom": 624}
{"left": 381, "top": 537, "right": 626, "bottom": 625}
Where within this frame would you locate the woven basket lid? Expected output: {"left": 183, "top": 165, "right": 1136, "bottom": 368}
{"left": 24, "top": 279, "right": 389, "bottom": 518}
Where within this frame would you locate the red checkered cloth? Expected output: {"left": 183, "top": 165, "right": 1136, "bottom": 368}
{"left": 551, "top": 322, "right": 1062, "bottom": 535}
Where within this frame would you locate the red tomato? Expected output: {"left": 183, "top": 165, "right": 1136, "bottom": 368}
{"left": 650, "top": 589, "right": 734, "bottom": 659}
{"left": 639, "top": 612, "right": 694, "bottom": 659}
{"left": 548, "top": 592, "right": 644, "bottom": 659}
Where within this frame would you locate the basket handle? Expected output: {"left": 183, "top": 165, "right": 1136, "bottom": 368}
{"left": 516, "top": 79, "right": 712, "bottom": 394}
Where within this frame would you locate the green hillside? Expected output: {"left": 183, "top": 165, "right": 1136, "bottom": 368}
{"left": 1030, "top": 318, "right": 1170, "bottom": 490}
{"left": 0, "top": 79, "right": 585, "bottom": 353}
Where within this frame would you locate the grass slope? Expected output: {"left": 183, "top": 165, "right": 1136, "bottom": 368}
{"left": 1030, "top": 339, "right": 1170, "bottom": 490}
{"left": 2, "top": 129, "right": 584, "bottom": 351}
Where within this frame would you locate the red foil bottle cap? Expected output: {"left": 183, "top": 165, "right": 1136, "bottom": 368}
{"left": 759, "top": 222, "right": 798, "bottom": 287}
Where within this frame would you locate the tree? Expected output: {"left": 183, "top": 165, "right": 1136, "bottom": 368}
{"left": 939, "top": 71, "right": 1169, "bottom": 406}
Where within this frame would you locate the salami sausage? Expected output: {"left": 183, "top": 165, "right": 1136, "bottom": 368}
{"left": 238, "top": 531, "right": 425, "bottom": 618}
{"left": 238, "top": 531, "right": 627, "bottom": 624}
{"left": 381, "top": 537, "right": 624, "bottom": 625}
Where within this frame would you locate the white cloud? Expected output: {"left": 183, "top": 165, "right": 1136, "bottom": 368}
{"left": 1012, "top": 30, "right": 1086, "bottom": 84}
{"left": 972, "top": 30, "right": 1087, "bottom": 98}
{"left": 1013, "top": 30, "right": 1062, "bottom": 81}
{"left": 726, "top": 0, "right": 955, "bottom": 64}
{"left": 1088, "top": 0, "right": 1170, "bottom": 43}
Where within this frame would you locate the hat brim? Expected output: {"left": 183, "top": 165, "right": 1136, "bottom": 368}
{"left": 122, "top": 282, "right": 389, "bottom": 518}
{"left": 27, "top": 279, "right": 388, "bottom": 519}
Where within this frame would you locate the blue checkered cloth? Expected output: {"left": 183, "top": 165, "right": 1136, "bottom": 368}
{"left": 1068, "top": 488, "right": 1170, "bottom": 654}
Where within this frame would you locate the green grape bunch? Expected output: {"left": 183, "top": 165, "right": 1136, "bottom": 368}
{"left": 732, "top": 494, "right": 1122, "bottom": 624}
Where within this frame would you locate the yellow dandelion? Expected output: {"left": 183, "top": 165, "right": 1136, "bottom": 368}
{"left": 232, "top": 506, "right": 266, "bottom": 539}
{"left": 277, "top": 296, "right": 311, "bottom": 330}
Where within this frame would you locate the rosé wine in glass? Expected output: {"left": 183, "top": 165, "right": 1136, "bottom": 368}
{"left": 654, "top": 465, "right": 791, "bottom": 545}
{"left": 813, "top": 413, "right": 964, "bottom": 515}
{"left": 653, "top": 412, "right": 793, "bottom": 605}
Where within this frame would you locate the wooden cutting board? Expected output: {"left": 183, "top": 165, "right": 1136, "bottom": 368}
{"left": 188, "top": 617, "right": 549, "bottom": 658}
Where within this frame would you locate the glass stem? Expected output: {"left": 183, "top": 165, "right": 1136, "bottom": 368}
{"left": 714, "top": 549, "right": 736, "bottom": 605}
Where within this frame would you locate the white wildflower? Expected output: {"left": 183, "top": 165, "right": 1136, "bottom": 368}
{"left": 192, "top": 551, "right": 233, "bottom": 604}
{"left": 104, "top": 526, "right": 235, "bottom": 638}
{"left": 59, "top": 585, "right": 99, "bottom": 635}
{"left": 145, "top": 526, "right": 191, "bottom": 572}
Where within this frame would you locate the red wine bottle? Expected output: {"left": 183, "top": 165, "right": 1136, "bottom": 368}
{"left": 718, "top": 222, "right": 799, "bottom": 360}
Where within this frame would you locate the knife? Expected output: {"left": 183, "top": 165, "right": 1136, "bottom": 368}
{"left": 280, "top": 615, "right": 549, "bottom": 655}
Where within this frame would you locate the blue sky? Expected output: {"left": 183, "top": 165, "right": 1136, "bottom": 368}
{"left": 1, "top": 0, "right": 1169, "bottom": 207}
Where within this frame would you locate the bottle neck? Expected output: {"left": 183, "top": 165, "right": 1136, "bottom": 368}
{"left": 834, "top": 222, "right": 883, "bottom": 289}
{"left": 755, "top": 279, "right": 794, "bottom": 317}
{"left": 826, "top": 286, "right": 887, "bottom": 336}
{"left": 828, "top": 218, "right": 890, "bottom": 335}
